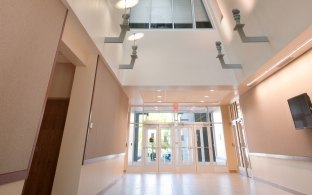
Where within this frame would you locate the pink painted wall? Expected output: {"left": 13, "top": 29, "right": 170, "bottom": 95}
{"left": 0, "top": 0, "right": 67, "bottom": 174}
{"left": 240, "top": 49, "right": 312, "bottom": 157}
{"left": 84, "top": 58, "right": 129, "bottom": 159}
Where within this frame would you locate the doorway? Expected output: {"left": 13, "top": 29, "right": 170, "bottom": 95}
{"left": 143, "top": 125, "right": 175, "bottom": 172}
{"left": 22, "top": 56, "right": 75, "bottom": 195}
{"left": 128, "top": 123, "right": 227, "bottom": 173}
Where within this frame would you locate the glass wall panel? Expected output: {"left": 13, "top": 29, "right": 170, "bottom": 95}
{"left": 173, "top": 0, "right": 193, "bottom": 28}
{"left": 193, "top": 0, "right": 212, "bottom": 28}
{"left": 202, "top": 127, "right": 210, "bottom": 162}
{"left": 151, "top": 0, "right": 173, "bottom": 29}
{"left": 129, "top": 124, "right": 143, "bottom": 164}
{"left": 128, "top": 106, "right": 227, "bottom": 168}
{"left": 130, "top": 0, "right": 212, "bottom": 29}
{"left": 130, "top": 0, "right": 151, "bottom": 28}
{"left": 160, "top": 127, "right": 172, "bottom": 164}
{"left": 176, "top": 127, "right": 193, "bottom": 165}
{"left": 145, "top": 128, "right": 157, "bottom": 163}
{"left": 213, "top": 124, "right": 226, "bottom": 164}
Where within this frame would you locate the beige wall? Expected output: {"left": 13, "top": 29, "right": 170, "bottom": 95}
{"left": 78, "top": 155, "right": 125, "bottom": 195}
{"left": 0, "top": 181, "right": 24, "bottom": 195}
{"left": 208, "top": 0, "right": 312, "bottom": 81}
{"left": 250, "top": 155, "right": 312, "bottom": 194}
{"left": 52, "top": 55, "right": 98, "bottom": 195}
{"left": 84, "top": 58, "right": 129, "bottom": 159}
{"left": 240, "top": 49, "right": 312, "bottom": 193}
{"left": 221, "top": 105, "right": 238, "bottom": 171}
{"left": 52, "top": 8, "right": 128, "bottom": 195}
{"left": 0, "top": 0, "right": 67, "bottom": 174}
{"left": 51, "top": 11, "right": 99, "bottom": 193}
{"left": 48, "top": 63, "right": 75, "bottom": 98}
{"left": 240, "top": 49, "right": 312, "bottom": 157}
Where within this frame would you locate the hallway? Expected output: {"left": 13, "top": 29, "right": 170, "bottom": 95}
{"left": 99, "top": 173, "right": 292, "bottom": 195}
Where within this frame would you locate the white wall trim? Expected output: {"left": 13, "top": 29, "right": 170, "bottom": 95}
{"left": 253, "top": 176, "right": 307, "bottom": 195}
{"left": 249, "top": 153, "right": 312, "bottom": 161}
{"left": 83, "top": 153, "right": 125, "bottom": 165}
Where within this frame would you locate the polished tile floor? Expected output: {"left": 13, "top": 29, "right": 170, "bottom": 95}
{"left": 100, "top": 173, "right": 292, "bottom": 195}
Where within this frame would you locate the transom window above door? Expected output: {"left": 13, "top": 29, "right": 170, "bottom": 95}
{"left": 130, "top": 0, "right": 213, "bottom": 29}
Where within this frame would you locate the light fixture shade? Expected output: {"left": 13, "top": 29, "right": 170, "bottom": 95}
{"left": 115, "top": 0, "right": 139, "bottom": 9}
{"left": 128, "top": 33, "right": 144, "bottom": 41}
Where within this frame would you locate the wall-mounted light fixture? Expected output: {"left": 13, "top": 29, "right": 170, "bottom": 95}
{"left": 104, "top": 0, "right": 139, "bottom": 43}
{"left": 115, "top": 0, "right": 139, "bottom": 9}
{"left": 119, "top": 33, "right": 144, "bottom": 69}
{"left": 232, "top": 9, "right": 269, "bottom": 43}
{"left": 216, "top": 41, "right": 242, "bottom": 69}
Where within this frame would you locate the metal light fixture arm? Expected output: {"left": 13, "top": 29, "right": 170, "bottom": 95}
{"left": 216, "top": 41, "right": 242, "bottom": 69}
{"left": 232, "top": 9, "right": 269, "bottom": 43}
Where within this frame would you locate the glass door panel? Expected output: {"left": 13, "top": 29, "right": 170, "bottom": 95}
{"left": 128, "top": 124, "right": 143, "bottom": 165}
{"left": 196, "top": 127, "right": 210, "bottom": 163}
{"left": 144, "top": 126, "right": 158, "bottom": 166}
{"left": 160, "top": 127, "right": 172, "bottom": 165}
{"left": 175, "top": 126, "right": 195, "bottom": 172}
{"left": 159, "top": 126, "right": 175, "bottom": 172}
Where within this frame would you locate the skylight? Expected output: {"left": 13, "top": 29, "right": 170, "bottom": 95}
{"left": 130, "top": 0, "right": 213, "bottom": 29}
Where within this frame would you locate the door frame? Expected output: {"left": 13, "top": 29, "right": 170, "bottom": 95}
{"left": 127, "top": 122, "right": 228, "bottom": 173}
{"left": 232, "top": 119, "right": 252, "bottom": 177}
{"left": 174, "top": 125, "right": 196, "bottom": 173}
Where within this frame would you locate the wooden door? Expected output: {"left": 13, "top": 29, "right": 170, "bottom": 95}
{"left": 22, "top": 98, "right": 69, "bottom": 195}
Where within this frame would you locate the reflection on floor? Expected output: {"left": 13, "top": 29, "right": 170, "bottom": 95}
{"left": 99, "top": 173, "right": 292, "bottom": 195}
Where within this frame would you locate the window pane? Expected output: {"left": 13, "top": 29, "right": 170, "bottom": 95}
{"left": 130, "top": 0, "right": 151, "bottom": 28}
{"left": 194, "top": 0, "right": 212, "bottom": 28}
{"left": 213, "top": 124, "right": 227, "bottom": 164}
{"left": 160, "top": 128, "right": 172, "bottom": 164}
{"left": 173, "top": 0, "right": 193, "bottom": 28}
{"left": 202, "top": 127, "right": 210, "bottom": 162}
{"left": 151, "top": 0, "right": 173, "bottom": 28}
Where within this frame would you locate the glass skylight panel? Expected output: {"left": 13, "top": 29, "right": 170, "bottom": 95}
{"left": 130, "top": 0, "right": 151, "bottom": 28}
{"left": 130, "top": 0, "right": 212, "bottom": 29}
{"left": 151, "top": 0, "right": 173, "bottom": 29}
{"left": 194, "top": 0, "right": 212, "bottom": 28}
{"left": 173, "top": 0, "right": 193, "bottom": 28}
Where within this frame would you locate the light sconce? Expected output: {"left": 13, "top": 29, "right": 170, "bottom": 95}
{"left": 232, "top": 9, "right": 269, "bottom": 43}
{"left": 216, "top": 41, "right": 242, "bottom": 69}
{"left": 115, "top": 0, "right": 139, "bottom": 9}
{"left": 119, "top": 33, "right": 144, "bottom": 69}
{"left": 104, "top": 0, "right": 139, "bottom": 43}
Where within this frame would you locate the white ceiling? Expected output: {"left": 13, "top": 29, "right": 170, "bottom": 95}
{"left": 63, "top": 0, "right": 312, "bottom": 106}
{"left": 124, "top": 85, "right": 235, "bottom": 105}
{"left": 120, "top": 30, "right": 238, "bottom": 86}
{"left": 120, "top": 30, "right": 238, "bottom": 106}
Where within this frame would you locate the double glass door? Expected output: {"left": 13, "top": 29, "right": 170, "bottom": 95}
{"left": 143, "top": 125, "right": 197, "bottom": 172}
{"left": 143, "top": 125, "right": 174, "bottom": 172}
{"left": 128, "top": 123, "right": 226, "bottom": 173}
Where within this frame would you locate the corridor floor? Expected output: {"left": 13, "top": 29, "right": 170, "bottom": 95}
{"left": 99, "top": 173, "right": 293, "bottom": 195}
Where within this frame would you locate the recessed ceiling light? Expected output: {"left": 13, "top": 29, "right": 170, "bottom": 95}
{"left": 200, "top": 100, "right": 205, "bottom": 103}
{"left": 157, "top": 89, "right": 161, "bottom": 92}
{"left": 157, "top": 100, "right": 162, "bottom": 103}
{"left": 157, "top": 95, "right": 162, "bottom": 98}
{"left": 204, "top": 95, "right": 209, "bottom": 98}
{"left": 210, "top": 89, "right": 215, "bottom": 92}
